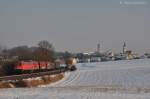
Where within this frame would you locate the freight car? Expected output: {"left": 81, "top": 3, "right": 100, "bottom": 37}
{"left": 65, "top": 58, "right": 77, "bottom": 71}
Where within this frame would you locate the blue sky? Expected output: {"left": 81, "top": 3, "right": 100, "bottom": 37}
{"left": 0, "top": 0, "right": 150, "bottom": 53}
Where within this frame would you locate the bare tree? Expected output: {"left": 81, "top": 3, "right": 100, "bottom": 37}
{"left": 38, "top": 40, "right": 54, "bottom": 51}
{"left": 0, "top": 45, "right": 2, "bottom": 54}
{"left": 34, "top": 40, "right": 55, "bottom": 70}
{"left": 0, "top": 45, "right": 5, "bottom": 55}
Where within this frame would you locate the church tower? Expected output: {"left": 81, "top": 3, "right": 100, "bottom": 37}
{"left": 97, "top": 43, "right": 100, "bottom": 53}
{"left": 123, "top": 42, "right": 126, "bottom": 54}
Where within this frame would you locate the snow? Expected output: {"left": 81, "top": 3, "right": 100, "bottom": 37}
{"left": 1, "top": 87, "right": 150, "bottom": 99}
{"left": 1, "top": 59, "right": 150, "bottom": 99}
{"left": 24, "top": 77, "right": 42, "bottom": 81}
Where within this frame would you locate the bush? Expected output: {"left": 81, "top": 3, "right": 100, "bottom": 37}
{"left": 2, "top": 61, "right": 16, "bottom": 76}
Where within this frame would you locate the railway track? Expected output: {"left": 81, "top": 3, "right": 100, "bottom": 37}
{"left": 0, "top": 67, "right": 67, "bottom": 81}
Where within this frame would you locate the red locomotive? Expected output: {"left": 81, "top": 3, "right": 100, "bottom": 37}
{"left": 15, "top": 61, "right": 55, "bottom": 73}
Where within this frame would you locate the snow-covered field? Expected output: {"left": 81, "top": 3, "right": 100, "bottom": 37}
{"left": 1, "top": 59, "right": 150, "bottom": 99}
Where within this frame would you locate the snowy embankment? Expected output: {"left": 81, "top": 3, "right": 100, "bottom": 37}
{"left": 1, "top": 59, "right": 150, "bottom": 99}
{"left": 0, "top": 73, "right": 64, "bottom": 88}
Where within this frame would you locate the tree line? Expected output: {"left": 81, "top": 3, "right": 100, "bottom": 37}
{"left": 0, "top": 40, "right": 74, "bottom": 62}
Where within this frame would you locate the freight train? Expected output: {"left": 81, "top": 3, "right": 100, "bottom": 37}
{"left": 14, "top": 58, "right": 77, "bottom": 74}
